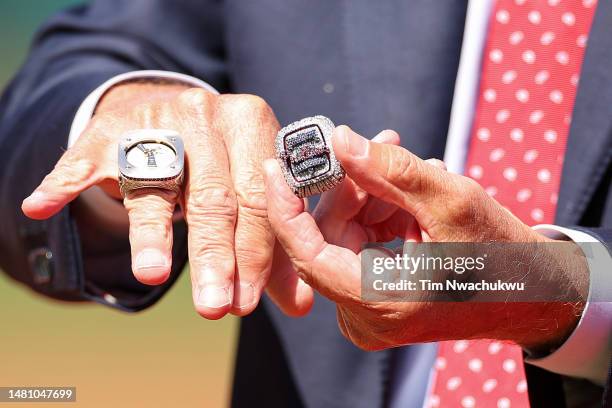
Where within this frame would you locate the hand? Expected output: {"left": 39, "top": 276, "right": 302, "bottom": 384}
{"left": 264, "top": 125, "right": 588, "bottom": 351}
{"left": 22, "top": 83, "right": 313, "bottom": 319}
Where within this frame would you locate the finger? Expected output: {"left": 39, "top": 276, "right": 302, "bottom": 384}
{"left": 356, "top": 198, "right": 399, "bottom": 227}
{"left": 364, "top": 209, "right": 422, "bottom": 242}
{"left": 123, "top": 188, "right": 177, "bottom": 285}
{"left": 179, "top": 91, "right": 236, "bottom": 319}
{"left": 265, "top": 243, "right": 315, "bottom": 317}
{"left": 371, "top": 129, "right": 401, "bottom": 145}
{"left": 219, "top": 95, "right": 277, "bottom": 315}
{"left": 354, "top": 129, "right": 402, "bottom": 225}
{"left": 314, "top": 129, "right": 401, "bottom": 233}
{"left": 358, "top": 157, "right": 441, "bottom": 234}
{"left": 22, "top": 143, "right": 102, "bottom": 220}
{"left": 313, "top": 178, "right": 369, "bottom": 253}
{"left": 425, "top": 158, "right": 447, "bottom": 170}
{"left": 332, "top": 126, "right": 448, "bottom": 215}
{"left": 315, "top": 177, "right": 367, "bottom": 225}
{"left": 263, "top": 159, "right": 360, "bottom": 302}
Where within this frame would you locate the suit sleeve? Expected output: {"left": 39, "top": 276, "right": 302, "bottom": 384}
{"left": 0, "top": 0, "right": 227, "bottom": 311}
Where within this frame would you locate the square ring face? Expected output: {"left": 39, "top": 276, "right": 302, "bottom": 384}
{"left": 285, "top": 125, "right": 330, "bottom": 182}
{"left": 118, "top": 129, "right": 184, "bottom": 180}
{"left": 275, "top": 116, "right": 345, "bottom": 198}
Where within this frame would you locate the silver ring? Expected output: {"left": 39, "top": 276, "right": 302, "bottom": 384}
{"left": 275, "top": 115, "right": 345, "bottom": 198}
{"left": 117, "top": 129, "right": 185, "bottom": 198}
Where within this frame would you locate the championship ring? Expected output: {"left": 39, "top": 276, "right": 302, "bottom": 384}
{"left": 117, "top": 129, "right": 185, "bottom": 198}
{"left": 275, "top": 116, "right": 345, "bottom": 198}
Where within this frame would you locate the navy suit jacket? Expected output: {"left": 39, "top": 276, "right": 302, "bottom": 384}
{"left": 0, "top": 1, "right": 610, "bottom": 407}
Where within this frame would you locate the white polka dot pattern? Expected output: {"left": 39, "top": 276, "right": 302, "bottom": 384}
{"left": 468, "top": 358, "right": 483, "bottom": 372}
{"left": 483, "top": 378, "right": 498, "bottom": 393}
{"left": 464, "top": 0, "right": 597, "bottom": 225}
{"left": 431, "top": 1, "right": 597, "bottom": 407}
{"left": 432, "top": 340, "right": 529, "bottom": 408}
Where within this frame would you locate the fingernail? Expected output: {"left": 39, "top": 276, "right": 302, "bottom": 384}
{"left": 236, "top": 282, "right": 256, "bottom": 310}
{"left": 135, "top": 248, "right": 168, "bottom": 270}
{"left": 339, "top": 126, "right": 368, "bottom": 158}
{"left": 197, "top": 284, "right": 232, "bottom": 309}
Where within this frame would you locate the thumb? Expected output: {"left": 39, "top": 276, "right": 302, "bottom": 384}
{"left": 332, "top": 125, "right": 447, "bottom": 215}
{"left": 263, "top": 159, "right": 361, "bottom": 302}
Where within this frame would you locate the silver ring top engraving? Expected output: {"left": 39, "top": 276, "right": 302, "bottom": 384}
{"left": 275, "top": 116, "right": 345, "bottom": 198}
{"left": 117, "top": 129, "right": 185, "bottom": 197}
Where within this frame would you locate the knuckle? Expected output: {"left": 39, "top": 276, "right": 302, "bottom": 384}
{"left": 130, "top": 221, "right": 168, "bottom": 241}
{"left": 235, "top": 243, "right": 271, "bottom": 273}
{"left": 221, "top": 93, "right": 273, "bottom": 117}
{"left": 186, "top": 180, "right": 238, "bottom": 219}
{"left": 460, "top": 177, "right": 485, "bottom": 203}
{"left": 236, "top": 180, "right": 268, "bottom": 218}
{"left": 450, "top": 176, "right": 486, "bottom": 221}
{"left": 389, "top": 150, "right": 419, "bottom": 189}
{"left": 124, "top": 190, "right": 177, "bottom": 214}
{"left": 190, "top": 240, "right": 234, "bottom": 262}
{"left": 425, "top": 158, "right": 447, "bottom": 170}
{"left": 129, "top": 214, "right": 167, "bottom": 231}
{"left": 234, "top": 210, "right": 274, "bottom": 270}
{"left": 375, "top": 150, "right": 422, "bottom": 204}
{"left": 238, "top": 200, "right": 269, "bottom": 223}
{"left": 125, "top": 197, "right": 174, "bottom": 237}
{"left": 463, "top": 176, "right": 483, "bottom": 193}
{"left": 178, "top": 88, "right": 216, "bottom": 109}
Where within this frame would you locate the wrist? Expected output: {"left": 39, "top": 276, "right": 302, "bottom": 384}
{"left": 434, "top": 234, "right": 588, "bottom": 350}
{"left": 517, "top": 239, "right": 588, "bottom": 351}
{"left": 491, "top": 237, "right": 588, "bottom": 351}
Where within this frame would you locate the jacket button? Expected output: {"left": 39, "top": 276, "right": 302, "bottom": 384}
{"left": 28, "top": 247, "right": 54, "bottom": 284}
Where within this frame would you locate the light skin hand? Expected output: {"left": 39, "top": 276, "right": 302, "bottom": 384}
{"left": 264, "top": 125, "right": 589, "bottom": 352}
{"left": 21, "top": 83, "right": 312, "bottom": 319}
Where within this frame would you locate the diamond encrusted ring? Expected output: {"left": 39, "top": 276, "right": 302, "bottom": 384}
{"left": 275, "top": 115, "right": 345, "bottom": 198}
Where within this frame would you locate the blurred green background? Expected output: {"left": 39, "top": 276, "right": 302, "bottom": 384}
{"left": 0, "top": 1, "right": 237, "bottom": 407}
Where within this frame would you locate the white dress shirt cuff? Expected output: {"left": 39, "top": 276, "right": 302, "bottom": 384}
{"left": 68, "top": 70, "right": 218, "bottom": 147}
{"left": 527, "top": 224, "right": 612, "bottom": 385}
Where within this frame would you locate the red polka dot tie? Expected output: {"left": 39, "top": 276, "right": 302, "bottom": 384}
{"left": 429, "top": 1, "right": 596, "bottom": 407}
